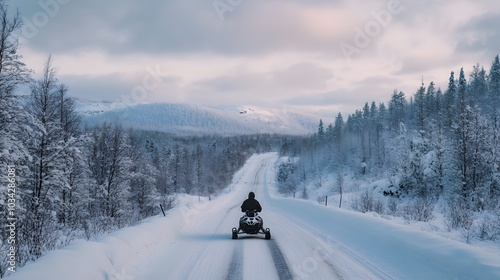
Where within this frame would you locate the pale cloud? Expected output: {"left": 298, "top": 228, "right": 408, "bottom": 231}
{"left": 457, "top": 12, "right": 500, "bottom": 58}
{"left": 11, "top": 0, "right": 500, "bottom": 115}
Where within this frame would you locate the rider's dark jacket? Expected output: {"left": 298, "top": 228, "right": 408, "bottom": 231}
{"left": 241, "top": 198, "right": 262, "bottom": 212}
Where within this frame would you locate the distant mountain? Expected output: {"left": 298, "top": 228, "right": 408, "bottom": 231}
{"left": 76, "top": 100, "right": 329, "bottom": 136}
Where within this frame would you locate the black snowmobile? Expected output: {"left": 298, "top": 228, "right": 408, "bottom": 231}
{"left": 232, "top": 210, "right": 271, "bottom": 240}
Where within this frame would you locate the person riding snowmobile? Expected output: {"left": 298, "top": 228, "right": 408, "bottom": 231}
{"left": 241, "top": 192, "right": 262, "bottom": 212}
{"left": 234, "top": 192, "right": 270, "bottom": 239}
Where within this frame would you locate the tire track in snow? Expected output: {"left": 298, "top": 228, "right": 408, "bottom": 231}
{"left": 181, "top": 203, "right": 241, "bottom": 279}
{"left": 259, "top": 156, "right": 295, "bottom": 279}
{"left": 267, "top": 239, "right": 294, "bottom": 280}
{"left": 225, "top": 243, "right": 244, "bottom": 280}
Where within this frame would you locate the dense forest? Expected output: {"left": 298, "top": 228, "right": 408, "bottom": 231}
{"left": 277, "top": 55, "right": 500, "bottom": 243}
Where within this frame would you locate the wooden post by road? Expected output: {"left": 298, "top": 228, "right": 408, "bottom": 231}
{"left": 159, "top": 204, "right": 166, "bottom": 217}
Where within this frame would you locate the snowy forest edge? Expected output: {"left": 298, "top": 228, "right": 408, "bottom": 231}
{"left": 276, "top": 55, "right": 500, "bottom": 247}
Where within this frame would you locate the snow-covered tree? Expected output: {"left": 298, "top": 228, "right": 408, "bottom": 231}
{"left": 444, "top": 71, "right": 457, "bottom": 129}
{"left": 276, "top": 160, "right": 297, "bottom": 196}
{"left": 469, "top": 64, "right": 488, "bottom": 108}
{"left": 129, "top": 139, "right": 160, "bottom": 219}
{"left": 455, "top": 68, "right": 468, "bottom": 119}
{"left": 424, "top": 81, "right": 437, "bottom": 121}
{"left": 489, "top": 55, "right": 500, "bottom": 114}
{"left": 388, "top": 90, "right": 406, "bottom": 133}
{"left": 317, "top": 119, "right": 325, "bottom": 141}
{"left": 331, "top": 113, "right": 344, "bottom": 166}
{"left": 22, "top": 56, "right": 79, "bottom": 258}
{"left": 0, "top": 3, "right": 32, "bottom": 274}
{"left": 87, "top": 123, "right": 133, "bottom": 226}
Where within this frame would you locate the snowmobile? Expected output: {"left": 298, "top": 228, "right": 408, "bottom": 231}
{"left": 232, "top": 210, "right": 271, "bottom": 240}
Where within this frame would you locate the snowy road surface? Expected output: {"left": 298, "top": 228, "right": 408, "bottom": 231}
{"left": 7, "top": 153, "right": 500, "bottom": 280}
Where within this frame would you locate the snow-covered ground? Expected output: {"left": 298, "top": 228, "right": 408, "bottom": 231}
{"left": 301, "top": 168, "right": 500, "bottom": 255}
{"left": 6, "top": 153, "right": 500, "bottom": 279}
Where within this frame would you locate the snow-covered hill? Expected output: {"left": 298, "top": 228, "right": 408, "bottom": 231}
{"left": 76, "top": 99, "right": 329, "bottom": 135}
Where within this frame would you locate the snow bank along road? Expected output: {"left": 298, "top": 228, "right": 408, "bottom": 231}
{"left": 7, "top": 153, "right": 500, "bottom": 280}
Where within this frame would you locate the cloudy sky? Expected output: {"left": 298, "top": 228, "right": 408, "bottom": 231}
{"left": 10, "top": 0, "right": 500, "bottom": 115}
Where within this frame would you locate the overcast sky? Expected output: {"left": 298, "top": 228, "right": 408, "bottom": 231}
{"left": 10, "top": 0, "right": 500, "bottom": 116}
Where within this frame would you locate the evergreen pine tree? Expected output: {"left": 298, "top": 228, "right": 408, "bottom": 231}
{"left": 317, "top": 119, "right": 325, "bottom": 141}
{"left": 415, "top": 83, "right": 426, "bottom": 132}
{"left": 469, "top": 64, "right": 488, "bottom": 109}
{"left": 444, "top": 71, "right": 457, "bottom": 129}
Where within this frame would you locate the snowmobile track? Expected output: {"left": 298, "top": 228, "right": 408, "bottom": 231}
{"left": 267, "top": 239, "right": 294, "bottom": 280}
{"left": 225, "top": 244, "right": 244, "bottom": 280}
{"left": 224, "top": 234, "right": 293, "bottom": 280}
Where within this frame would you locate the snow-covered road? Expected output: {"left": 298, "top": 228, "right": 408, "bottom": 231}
{"left": 7, "top": 153, "right": 500, "bottom": 280}
{"left": 136, "top": 153, "right": 297, "bottom": 279}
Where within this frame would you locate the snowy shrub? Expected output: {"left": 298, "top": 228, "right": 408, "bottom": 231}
{"left": 20, "top": 211, "right": 62, "bottom": 261}
{"left": 350, "top": 196, "right": 360, "bottom": 212}
{"left": 475, "top": 210, "right": 500, "bottom": 241}
{"left": 475, "top": 213, "right": 500, "bottom": 242}
{"left": 445, "top": 198, "right": 474, "bottom": 230}
{"left": 276, "top": 161, "right": 298, "bottom": 196}
{"left": 81, "top": 216, "right": 122, "bottom": 241}
{"left": 495, "top": 220, "right": 500, "bottom": 242}
{"left": 495, "top": 207, "right": 500, "bottom": 241}
{"left": 360, "top": 189, "right": 374, "bottom": 213}
{"left": 373, "top": 199, "right": 385, "bottom": 215}
{"left": 388, "top": 198, "right": 398, "bottom": 215}
{"left": 351, "top": 189, "right": 374, "bottom": 213}
{"left": 162, "top": 195, "right": 178, "bottom": 212}
{"left": 401, "top": 205, "right": 411, "bottom": 222}
{"left": 0, "top": 241, "right": 17, "bottom": 277}
{"left": 413, "top": 198, "right": 434, "bottom": 222}
{"left": 317, "top": 195, "right": 326, "bottom": 205}
{"left": 82, "top": 220, "right": 93, "bottom": 241}
{"left": 461, "top": 223, "right": 475, "bottom": 244}
{"left": 351, "top": 189, "right": 385, "bottom": 214}
{"left": 300, "top": 187, "right": 309, "bottom": 200}
{"left": 402, "top": 198, "right": 434, "bottom": 222}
